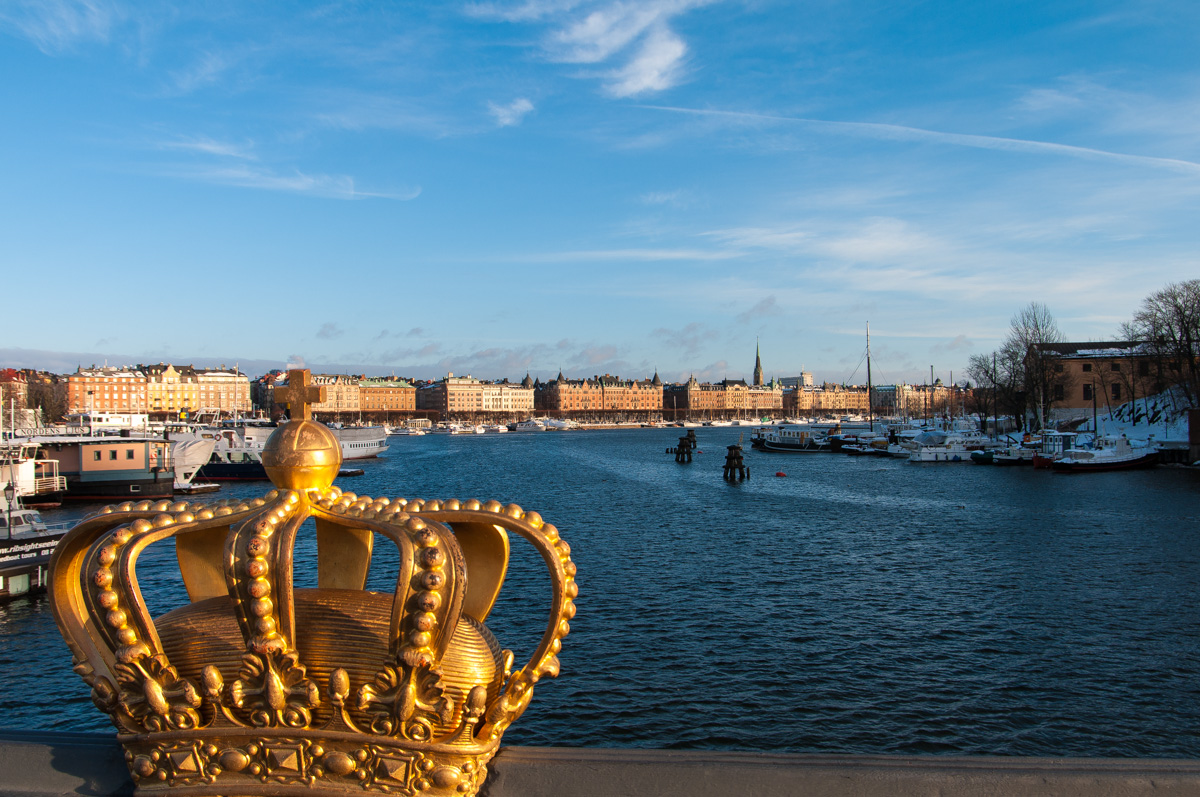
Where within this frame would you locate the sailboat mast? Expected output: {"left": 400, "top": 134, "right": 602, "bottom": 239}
{"left": 866, "top": 322, "right": 873, "bottom": 432}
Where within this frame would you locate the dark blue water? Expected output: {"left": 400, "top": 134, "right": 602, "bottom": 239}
{"left": 5, "top": 428, "right": 1200, "bottom": 757}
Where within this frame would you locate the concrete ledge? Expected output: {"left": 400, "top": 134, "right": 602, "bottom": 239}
{"left": 483, "top": 747, "right": 1200, "bottom": 796}
{"left": 3, "top": 732, "right": 1200, "bottom": 796}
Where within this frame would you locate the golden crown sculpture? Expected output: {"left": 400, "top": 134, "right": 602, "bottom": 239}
{"left": 49, "top": 369, "right": 577, "bottom": 797}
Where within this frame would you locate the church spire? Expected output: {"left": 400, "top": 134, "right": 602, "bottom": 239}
{"left": 753, "top": 338, "right": 764, "bottom": 387}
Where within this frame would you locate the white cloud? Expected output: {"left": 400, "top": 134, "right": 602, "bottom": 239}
{"left": 639, "top": 189, "right": 684, "bottom": 205}
{"left": 644, "top": 105, "right": 1200, "bottom": 175}
{"left": 154, "top": 164, "right": 422, "bottom": 200}
{"left": 464, "top": 0, "right": 588, "bottom": 23}
{"left": 475, "top": 0, "right": 709, "bottom": 96}
{"left": 167, "top": 50, "right": 234, "bottom": 95}
{"left": 159, "top": 135, "right": 257, "bottom": 160}
{"left": 527, "top": 247, "right": 738, "bottom": 262}
{"left": 0, "top": 0, "right": 118, "bottom": 53}
{"left": 602, "top": 24, "right": 686, "bottom": 97}
{"left": 488, "top": 97, "right": 535, "bottom": 126}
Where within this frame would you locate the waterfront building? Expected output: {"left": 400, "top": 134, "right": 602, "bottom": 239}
{"left": 1036, "top": 341, "right": 1167, "bottom": 423}
{"left": 871, "top": 383, "right": 953, "bottom": 419}
{"left": 358, "top": 377, "right": 417, "bottom": 416}
{"left": 141, "top": 363, "right": 251, "bottom": 419}
{"left": 722, "top": 378, "right": 784, "bottom": 416}
{"left": 310, "top": 374, "right": 361, "bottom": 417}
{"left": 537, "top": 372, "right": 663, "bottom": 418}
{"left": 661, "top": 375, "right": 779, "bottom": 419}
{"left": 417, "top": 373, "right": 535, "bottom": 419}
{"left": 143, "top": 364, "right": 195, "bottom": 418}
{"left": 252, "top": 370, "right": 286, "bottom": 415}
{"left": 780, "top": 372, "right": 814, "bottom": 388}
{"left": 66, "top": 366, "right": 148, "bottom": 415}
{"left": 784, "top": 383, "right": 871, "bottom": 417}
{"left": 0, "top": 368, "right": 28, "bottom": 410}
{"left": 195, "top": 366, "right": 252, "bottom": 415}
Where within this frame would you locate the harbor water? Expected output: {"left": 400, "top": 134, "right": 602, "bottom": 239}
{"left": 3, "top": 427, "right": 1199, "bottom": 757}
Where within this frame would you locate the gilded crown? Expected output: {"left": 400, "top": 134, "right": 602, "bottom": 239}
{"left": 49, "top": 370, "right": 577, "bottom": 797}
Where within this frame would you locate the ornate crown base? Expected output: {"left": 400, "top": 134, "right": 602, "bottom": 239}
{"left": 123, "top": 728, "right": 497, "bottom": 797}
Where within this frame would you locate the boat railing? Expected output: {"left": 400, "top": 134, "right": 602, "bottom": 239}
{"left": 32, "top": 475, "right": 67, "bottom": 495}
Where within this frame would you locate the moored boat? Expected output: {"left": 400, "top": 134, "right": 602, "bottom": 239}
{"left": 1052, "top": 435, "right": 1159, "bottom": 473}
{"left": 0, "top": 492, "right": 70, "bottom": 601}
{"left": 19, "top": 434, "right": 174, "bottom": 500}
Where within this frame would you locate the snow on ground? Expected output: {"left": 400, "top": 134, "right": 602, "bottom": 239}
{"left": 1064, "top": 387, "right": 1191, "bottom": 444}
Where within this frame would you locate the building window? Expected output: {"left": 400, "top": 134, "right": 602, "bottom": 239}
{"left": 1053, "top": 384, "right": 1064, "bottom": 401}
{"left": 1082, "top": 384, "right": 1093, "bottom": 401}
{"left": 1082, "top": 363, "right": 1092, "bottom": 372}
{"left": 93, "top": 450, "right": 101, "bottom": 461}
{"left": 1139, "top": 361, "right": 1150, "bottom": 377}
{"left": 109, "top": 450, "right": 118, "bottom": 460}
{"left": 126, "top": 449, "right": 135, "bottom": 460}
{"left": 1111, "top": 362, "right": 1121, "bottom": 372}
{"left": 1112, "top": 383, "right": 1121, "bottom": 401}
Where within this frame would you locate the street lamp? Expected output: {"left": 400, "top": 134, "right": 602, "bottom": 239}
{"left": 3, "top": 481, "right": 15, "bottom": 540}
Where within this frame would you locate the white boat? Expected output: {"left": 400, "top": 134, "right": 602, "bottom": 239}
{"left": 907, "top": 431, "right": 990, "bottom": 463}
{"left": 753, "top": 425, "right": 832, "bottom": 452}
{"left": 0, "top": 491, "right": 71, "bottom": 600}
{"left": 1052, "top": 435, "right": 1159, "bottom": 472}
{"left": 483, "top": 424, "right": 508, "bottom": 434}
{"left": 512, "top": 419, "right": 547, "bottom": 432}
{"left": 387, "top": 426, "right": 426, "bottom": 436}
{"left": 171, "top": 436, "right": 218, "bottom": 493}
{"left": 0, "top": 441, "right": 67, "bottom": 506}
{"left": 328, "top": 424, "right": 390, "bottom": 457}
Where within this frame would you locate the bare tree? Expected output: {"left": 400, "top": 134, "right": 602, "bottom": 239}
{"left": 26, "top": 379, "right": 68, "bottom": 423}
{"left": 1004, "top": 302, "right": 1066, "bottom": 429}
{"left": 967, "top": 346, "right": 1027, "bottom": 431}
{"left": 1122, "top": 280, "right": 1200, "bottom": 407}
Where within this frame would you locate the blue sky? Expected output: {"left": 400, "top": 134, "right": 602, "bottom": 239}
{"left": 2, "top": 1, "right": 1198, "bottom": 384}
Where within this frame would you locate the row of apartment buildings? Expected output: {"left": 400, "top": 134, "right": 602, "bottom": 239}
{"left": 0, "top": 340, "right": 1179, "bottom": 424}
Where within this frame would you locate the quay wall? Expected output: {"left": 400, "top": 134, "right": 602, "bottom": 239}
{"left": 3, "top": 732, "right": 1200, "bottom": 797}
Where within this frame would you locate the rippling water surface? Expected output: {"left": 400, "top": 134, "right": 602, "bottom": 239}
{"left": 4, "top": 428, "right": 1199, "bottom": 757}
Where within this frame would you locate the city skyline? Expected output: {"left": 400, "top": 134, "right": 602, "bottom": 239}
{"left": 3, "top": 2, "right": 1198, "bottom": 384}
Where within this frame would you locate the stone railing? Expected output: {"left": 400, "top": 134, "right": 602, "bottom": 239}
{"left": 2, "top": 732, "right": 1199, "bottom": 797}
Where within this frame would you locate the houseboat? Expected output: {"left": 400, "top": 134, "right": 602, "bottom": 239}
{"left": 26, "top": 434, "right": 174, "bottom": 500}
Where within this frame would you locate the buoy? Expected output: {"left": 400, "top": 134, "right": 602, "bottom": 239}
{"left": 775, "top": 471, "right": 787, "bottom": 477}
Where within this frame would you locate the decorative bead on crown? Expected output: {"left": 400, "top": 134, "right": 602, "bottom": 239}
{"left": 49, "top": 369, "right": 577, "bottom": 797}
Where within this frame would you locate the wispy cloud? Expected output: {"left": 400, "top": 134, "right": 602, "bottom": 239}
{"left": 527, "top": 246, "right": 738, "bottom": 262}
{"left": 644, "top": 105, "right": 1200, "bottom": 176}
{"left": 931, "top": 334, "right": 974, "bottom": 355}
{"left": 465, "top": 0, "right": 587, "bottom": 23}
{"left": 652, "top": 321, "right": 717, "bottom": 356}
{"left": 488, "top": 97, "right": 535, "bottom": 126}
{"left": 317, "top": 323, "right": 344, "bottom": 340}
{"left": 602, "top": 23, "right": 687, "bottom": 97}
{"left": 153, "top": 163, "right": 422, "bottom": 200}
{"left": 639, "top": 188, "right": 685, "bottom": 206}
{"left": 473, "top": 0, "right": 711, "bottom": 97}
{"left": 167, "top": 50, "right": 234, "bottom": 95}
{"left": 735, "top": 296, "right": 779, "bottom": 324}
{"left": 158, "top": 135, "right": 257, "bottom": 160}
{"left": 0, "top": 0, "right": 119, "bottom": 54}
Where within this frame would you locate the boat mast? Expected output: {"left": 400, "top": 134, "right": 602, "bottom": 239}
{"left": 866, "top": 322, "right": 873, "bottom": 432}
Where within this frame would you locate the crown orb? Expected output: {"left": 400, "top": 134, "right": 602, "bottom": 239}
{"left": 261, "top": 419, "right": 343, "bottom": 491}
